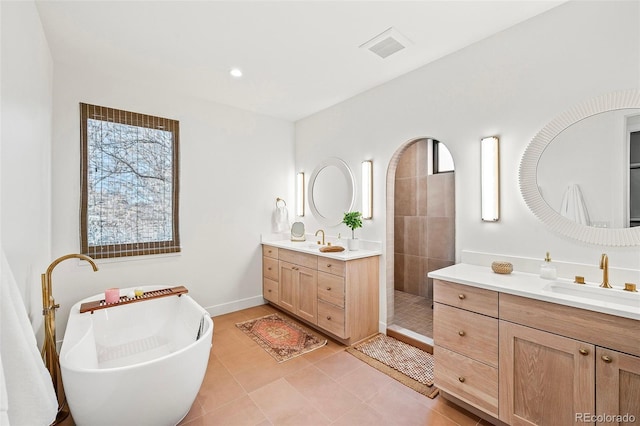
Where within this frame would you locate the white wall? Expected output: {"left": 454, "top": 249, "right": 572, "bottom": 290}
{"left": 295, "top": 1, "right": 640, "bottom": 328}
{"left": 50, "top": 63, "right": 295, "bottom": 338}
{"left": 0, "top": 1, "right": 54, "bottom": 330}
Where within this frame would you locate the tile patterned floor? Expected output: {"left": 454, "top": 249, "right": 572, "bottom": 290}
{"left": 177, "top": 304, "right": 491, "bottom": 425}
{"left": 393, "top": 290, "right": 434, "bottom": 338}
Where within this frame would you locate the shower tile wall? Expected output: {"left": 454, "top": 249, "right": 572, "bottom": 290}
{"left": 394, "top": 140, "right": 455, "bottom": 299}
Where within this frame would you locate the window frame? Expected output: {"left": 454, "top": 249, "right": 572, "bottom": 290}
{"left": 80, "top": 103, "right": 181, "bottom": 259}
{"left": 433, "top": 139, "right": 455, "bottom": 174}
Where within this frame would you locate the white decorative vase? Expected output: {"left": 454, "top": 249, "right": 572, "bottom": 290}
{"left": 347, "top": 238, "right": 359, "bottom": 251}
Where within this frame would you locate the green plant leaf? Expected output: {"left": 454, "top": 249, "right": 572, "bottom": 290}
{"left": 342, "top": 211, "right": 363, "bottom": 234}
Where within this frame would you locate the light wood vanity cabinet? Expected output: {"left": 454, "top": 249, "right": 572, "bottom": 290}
{"left": 262, "top": 245, "right": 379, "bottom": 345}
{"left": 499, "top": 294, "right": 640, "bottom": 426}
{"left": 434, "top": 279, "right": 640, "bottom": 426}
{"left": 433, "top": 280, "right": 500, "bottom": 417}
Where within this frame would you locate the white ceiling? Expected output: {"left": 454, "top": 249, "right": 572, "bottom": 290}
{"left": 35, "top": 0, "right": 566, "bottom": 121}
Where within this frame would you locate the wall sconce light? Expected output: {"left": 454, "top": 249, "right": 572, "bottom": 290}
{"left": 362, "top": 160, "right": 373, "bottom": 219}
{"left": 296, "top": 172, "right": 305, "bottom": 217}
{"left": 481, "top": 136, "right": 500, "bottom": 221}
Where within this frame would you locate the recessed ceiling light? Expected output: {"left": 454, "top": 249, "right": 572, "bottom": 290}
{"left": 230, "top": 68, "right": 243, "bottom": 78}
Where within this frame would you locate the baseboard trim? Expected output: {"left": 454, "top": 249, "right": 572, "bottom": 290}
{"left": 205, "top": 295, "right": 266, "bottom": 317}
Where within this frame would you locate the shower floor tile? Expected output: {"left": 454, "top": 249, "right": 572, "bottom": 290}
{"left": 393, "top": 290, "right": 433, "bottom": 338}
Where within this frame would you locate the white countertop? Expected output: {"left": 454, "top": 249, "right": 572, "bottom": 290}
{"left": 429, "top": 263, "right": 640, "bottom": 321}
{"left": 262, "top": 239, "right": 381, "bottom": 261}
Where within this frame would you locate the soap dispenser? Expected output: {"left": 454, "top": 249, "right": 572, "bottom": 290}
{"left": 540, "top": 252, "right": 557, "bottom": 280}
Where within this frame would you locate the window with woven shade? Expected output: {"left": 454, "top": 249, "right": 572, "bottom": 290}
{"left": 80, "top": 103, "right": 180, "bottom": 259}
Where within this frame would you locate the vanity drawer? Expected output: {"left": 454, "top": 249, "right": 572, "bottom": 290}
{"left": 318, "top": 300, "right": 346, "bottom": 338}
{"left": 263, "top": 257, "right": 279, "bottom": 281}
{"left": 262, "top": 245, "right": 278, "bottom": 259}
{"left": 263, "top": 278, "right": 279, "bottom": 303}
{"left": 318, "top": 272, "right": 345, "bottom": 307}
{"left": 317, "top": 258, "right": 345, "bottom": 277}
{"left": 279, "top": 249, "right": 318, "bottom": 270}
{"left": 434, "top": 280, "right": 498, "bottom": 317}
{"left": 434, "top": 303, "right": 498, "bottom": 367}
{"left": 435, "top": 346, "right": 498, "bottom": 417}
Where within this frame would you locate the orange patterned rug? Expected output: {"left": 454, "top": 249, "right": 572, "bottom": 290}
{"left": 236, "top": 313, "right": 327, "bottom": 362}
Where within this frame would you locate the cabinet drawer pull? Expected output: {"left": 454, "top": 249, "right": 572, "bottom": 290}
{"left": 458, "top": 377, "right": 465, "bottom": 383}
{"left": 268, "top": 250, "right": 272, "bottom": 253}
{"left": 601, "top": 355, "right": 613, "bottom": 363}
{"left": 326, "top": 264, "right": 332, "bottom": 268}
{"left": 458, "top": 331, "right": 465, "bottom": 337}
{"left": 579, "top": 348, "right": 589, "bottom": 356}
{"left": 326, "top": 316, "right": 332, "bottom": 320}
{"left": 326, "top": 287, "right": 332, "bottom": 291}
{"left": 267, "top": 289, "right": 272, "bottom": 293}
{"left": 458, "top": 294, "right": 466, "bottom": 300}
{"left": 267, "top": 267, "right": 272, "bottom": 270}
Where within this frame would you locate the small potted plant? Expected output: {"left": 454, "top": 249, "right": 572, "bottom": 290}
{"left": 342, "top": 211, "right": 363, "bottom": 251}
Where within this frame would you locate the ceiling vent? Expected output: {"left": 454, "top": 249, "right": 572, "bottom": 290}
{"left": 360, "top": 27, "right": 412, "bottom": 59}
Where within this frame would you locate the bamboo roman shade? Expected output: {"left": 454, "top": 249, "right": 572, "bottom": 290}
{"left": 80, "top": 103, "right": 180, "bottom": 259}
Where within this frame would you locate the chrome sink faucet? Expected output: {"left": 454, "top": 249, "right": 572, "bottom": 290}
{"left": 315, "top": 229, "right": 325, "bottom": 245}
{"left": 599, "top": 253, "right": 612, "bottom": 288}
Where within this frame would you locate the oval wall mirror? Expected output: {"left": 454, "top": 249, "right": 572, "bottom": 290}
{"left": 519, "top": 89, "right": 640, "bottom": 246}
{"left": 308, "top": 158, "right": 355, "bottom": 227}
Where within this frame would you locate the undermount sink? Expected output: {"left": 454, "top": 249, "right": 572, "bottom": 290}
{"left": 542, "top": 280, "right": 640, "bottom": 308}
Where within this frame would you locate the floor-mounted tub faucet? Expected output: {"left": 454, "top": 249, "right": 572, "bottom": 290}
{"left": 41, "top": 253, "right": 98, "bottom": 424}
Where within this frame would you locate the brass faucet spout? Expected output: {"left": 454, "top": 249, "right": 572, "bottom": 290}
{"left": 315, "top": 229, "right": 325, "bottom": 245}
{"left": 599, "top": 253, "right": 612, "bottom": 288}
{"left": 41, "top": 253, "right": 98, "bottom": 424}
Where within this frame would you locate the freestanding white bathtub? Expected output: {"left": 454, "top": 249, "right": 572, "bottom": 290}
{"left": 60, "top": 286, "right": 213, "bottom": 426}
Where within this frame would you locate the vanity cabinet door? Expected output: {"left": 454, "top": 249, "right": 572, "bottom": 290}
{"left": 499, "top": 320, "right": 595, "bottom": 425}
{"left": 279, "top": 261, "right": 296, "bottom": 313}
{"left": 596, "top": 347, "right": 640, "bottom": 425}
{"left": 296, "top": 265, "right": 318, "bottom": 324}
{"left": 278, "top": 261, "right": 317, "bottom": 324}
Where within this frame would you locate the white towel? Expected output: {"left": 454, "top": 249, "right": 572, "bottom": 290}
{"left": 559, "top": 184, "right": 590, "bottom": 226}
{"left": 0, "top": 249, "right": 57, "bottom": 426}
{"left": 272, "top": 205, "right": 290, "bottom": 233}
